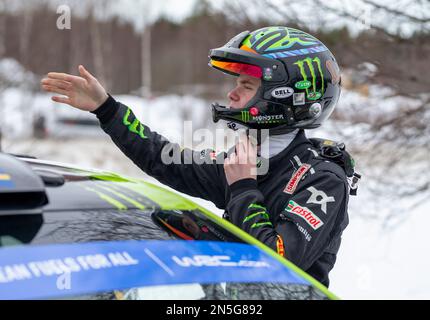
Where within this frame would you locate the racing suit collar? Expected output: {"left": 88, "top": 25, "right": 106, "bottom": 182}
{"left": 260, "top": 129, "right": 299, "bottom": 159}
{"left": 256, "top": 130, "right": 312, "bottom": 178}
{"left": 269, "top": 130, "right": 311, "bottom": 164}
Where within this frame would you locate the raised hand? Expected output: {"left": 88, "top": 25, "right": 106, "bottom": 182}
{"left": 41, "top": 65, "right": 109, "bottom": 112}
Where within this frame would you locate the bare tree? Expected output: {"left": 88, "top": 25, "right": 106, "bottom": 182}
{"left": 141, "top": 1, "right": 153, "bottom": 98}
{"left": 89, "top": 6, "right": 107, "bottom": 90}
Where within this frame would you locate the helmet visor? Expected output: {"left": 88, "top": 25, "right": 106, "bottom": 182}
{"left": 209, "top": 59, "right": 262, "bottom": 79}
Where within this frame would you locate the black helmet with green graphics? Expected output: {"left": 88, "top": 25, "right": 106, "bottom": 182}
{"left": 209, "top": 26, "right": 342, "bottom": 134}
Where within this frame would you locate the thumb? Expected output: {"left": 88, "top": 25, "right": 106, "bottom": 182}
{"left": 79, "top": 65, "right": 94, "bottom": 81}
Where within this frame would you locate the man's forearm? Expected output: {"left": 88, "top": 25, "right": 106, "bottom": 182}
{"left": 226, "top": 179, "right": 283, "bottom": 255}
{"left": 90, "top": 95, "right": 227, "bottom": 208}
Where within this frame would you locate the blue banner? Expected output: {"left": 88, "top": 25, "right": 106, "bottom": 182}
{"left": 0, "top": 240, "right": 308, "bottom": 300}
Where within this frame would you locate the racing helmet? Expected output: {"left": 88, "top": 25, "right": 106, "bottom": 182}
{"left": 208, "top": 26, "right": 342, "bottom": 134}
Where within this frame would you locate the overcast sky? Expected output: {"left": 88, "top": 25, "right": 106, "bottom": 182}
{"left": 100, "top": 0, "right": 430, "bottom": 36}
{"left": 1, "top": 0, "right": 428, "bottom": 36}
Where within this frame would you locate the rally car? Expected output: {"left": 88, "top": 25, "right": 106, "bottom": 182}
{"left": 0, "top": 153, "right": 338, "bottom": 300}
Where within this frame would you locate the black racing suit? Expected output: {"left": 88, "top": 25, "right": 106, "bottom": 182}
{"left": 92, "top": 95, "right": 350, "bottom": 288}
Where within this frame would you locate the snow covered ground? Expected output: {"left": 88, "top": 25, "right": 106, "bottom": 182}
{"left": 1, "top": 61, "right": 429, "bottom": 300}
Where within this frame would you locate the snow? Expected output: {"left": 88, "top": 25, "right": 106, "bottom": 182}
{"left": 331, "top": 195, "right": 430, "bottom": 299}
{"left": 1, "top": 60, "right": 430, "bottom": 300}
{"left": 114, "top": 94, "right": 212, "bottom": 145}
{"left": 0, "top": 59, "right": 38, "bottom": 87}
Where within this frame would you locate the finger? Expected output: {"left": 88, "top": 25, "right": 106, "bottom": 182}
{"left": 42, "top": 85, "right": 68, "bottom": 96}
{"left": 41, "top": 79, "right": 71, "bottom": 90}
{"left": 47, "top": 72, "right": 83, "bottom": 84}
{"left": 79, "top": 65, "right": 94, "bottom": 82}
{"left": 240, "top": 134, "right": 250, "bottom": 153}
{"left": 224, "top": 157, "right": 230, "bottom": 167}
{"left": 237, "top": 139, "right": 248, "bottom": 164}
{"left": 248, "top": 143, "right": 257, "bottom": 165}
{"left": 52, "top": 96, "right": 72, "bottom": 105}
{"left": 246, "top": 137, "right": 257, "bottom": 155}
{"left": 224, "top": 155, "right": 232, "bottom": 167}
{"left": 227, "top": 152, "right": 237, "bottom": 164}
{"left": 246, "top": 138, "right": 257, "bottom": 164}
{"left": 248, "top": 134, "right": 258, "bottom": 148}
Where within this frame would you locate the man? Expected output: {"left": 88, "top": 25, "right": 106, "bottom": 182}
{"left": 41, "top": 26, "right": 357, "bottom": 287}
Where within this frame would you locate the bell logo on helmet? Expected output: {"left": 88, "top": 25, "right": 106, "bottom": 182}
{"left": 271, "top": 87, "right": 294, "bottom": 99}
{"left": 294, "top": 57, "right": 325, "bottom": 101}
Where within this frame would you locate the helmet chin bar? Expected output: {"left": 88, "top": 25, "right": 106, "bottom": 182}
{"left": 212, "top": 104, "right": 282, "bottom": 145}
{"left": 211, "top": 98, "right": 296, "bottom": 130}
{"left": 212, "top": 101, "right": 320, "bottom": 136}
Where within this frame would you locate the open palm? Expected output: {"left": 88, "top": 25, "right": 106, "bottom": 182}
{"left": 41, "top": 65, "right": 108, "bottom": 112}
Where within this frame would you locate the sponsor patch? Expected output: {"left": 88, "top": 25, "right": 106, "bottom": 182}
{"left": 307, "top": 91, "right": 322, "bottom": 100}
{"left": 295, "top": 80, "right": 312, "bottom": 90}
{"left": 306, "top": 187, "right": 335, "bottom": 214}
{"left": 285, "top": 200, "right": 324, "bottom": 230}
{"left": 242, "top": 111, "right": 285, "bottom": 123}
{"left": 264, "top": 68, "right": 273, "bottom": 81}
{"left": 294, "top": 57, "right": 325, "bottom": 102}
{"left": 293, "top": 93, "right": 306, "bottom": 106}
{"left": 276, "top": 235, "right": 285, "bottom": 257}
{"left": 271, "top": 87, "right": 294, "bottom": 99}
{"left": 284, "top": 164, "right": 311, "bottom": 195}
{"left": 295, "top": 223, "right": 312, "bottom": 242}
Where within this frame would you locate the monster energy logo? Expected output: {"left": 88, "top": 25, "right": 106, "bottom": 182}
{"left": 241, "top": 111, "right": 250, "bottom": 123}
{"left": 294, "top": 57, "right": 325, "bottom": 101}
{"left": 123, "top": 108, "right": 147, "bottom": 139}
{"left": 241, "top": 111, "right": 285, "bottom": 124}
